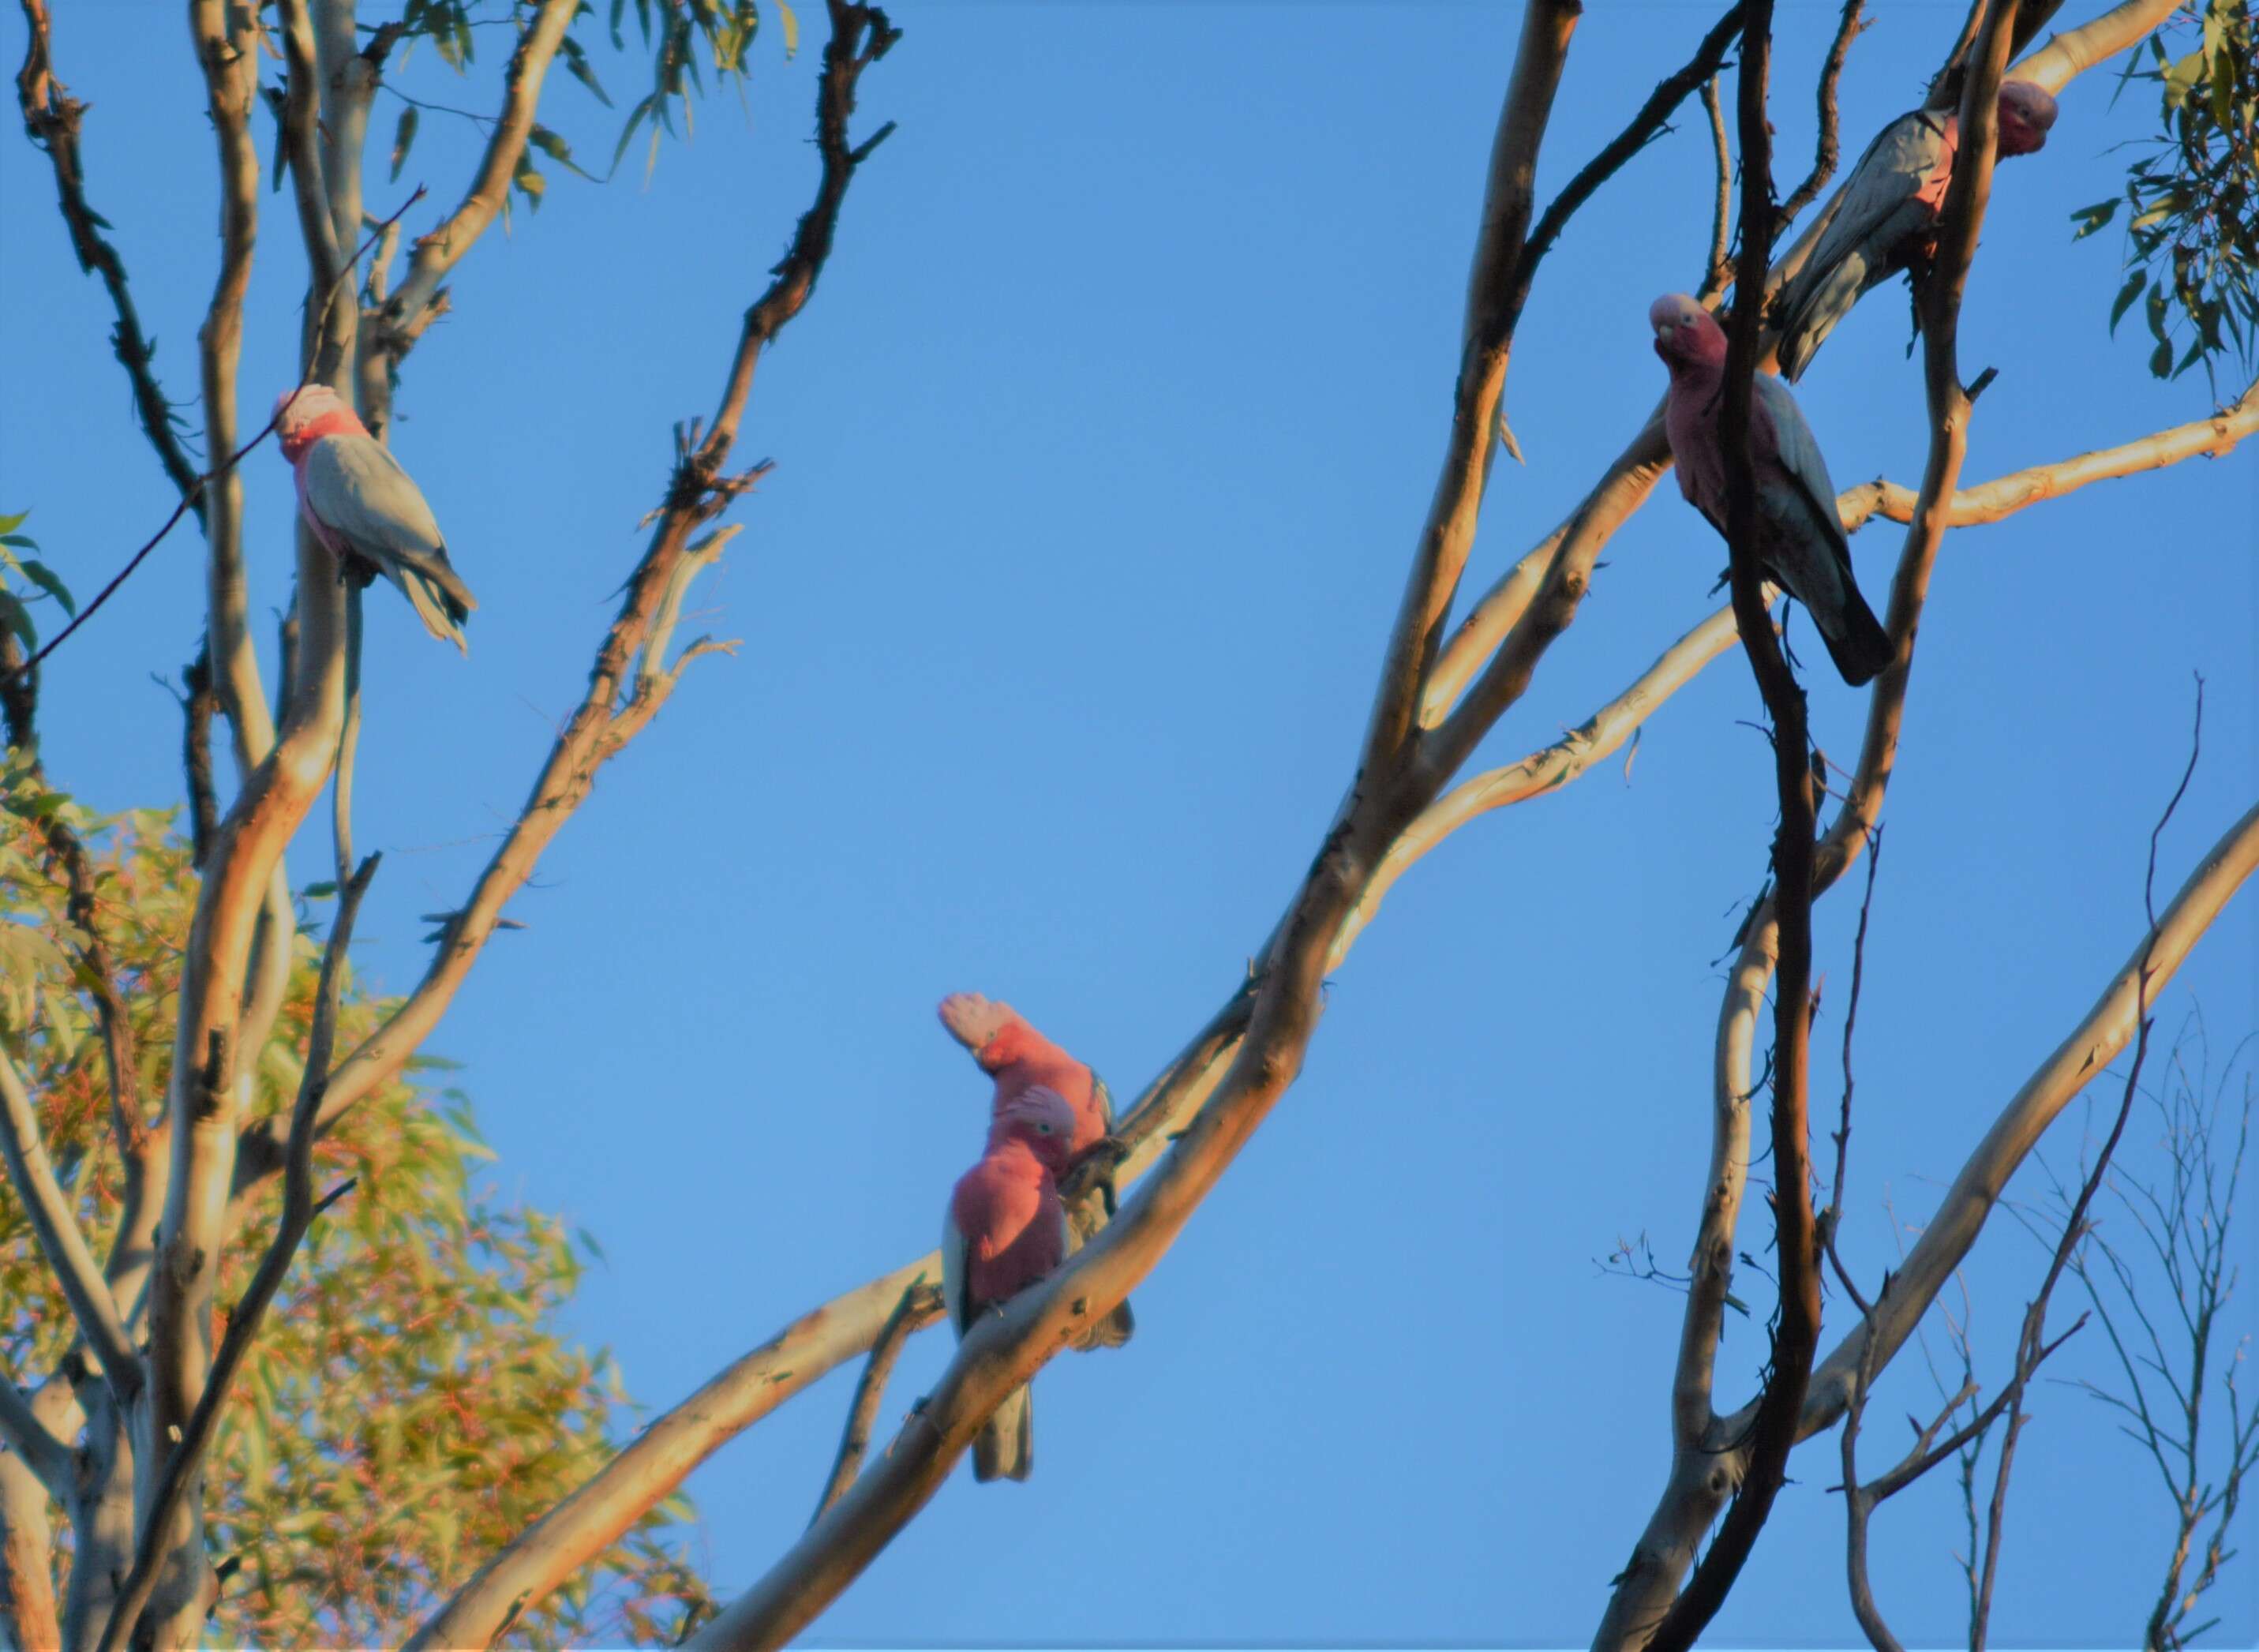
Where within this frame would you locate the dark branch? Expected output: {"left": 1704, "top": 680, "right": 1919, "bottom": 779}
{"left": 14, "top": 0, "right": 204, "bottom": 515}
{"left": 1521, "top": 4, "right": 1745, "bottom": 283}
{"left": 809, "top": 1279, "right": 944, "bottom": 1527}
{"left": 1646, "top": 1, "right": 1814, "bottom": 1638}
{"left": 1779, "top": 0, "right": 1867, "bottom": 225}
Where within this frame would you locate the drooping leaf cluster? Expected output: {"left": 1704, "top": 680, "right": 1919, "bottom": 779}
{"left": 0, "top": 786, "right": 712, "bottom": 1648}
{"left": 369, "top": 0, "right": 796, "bottom": 213}
{"left": 2072, "top": 0, "right": 2259, "bottom": 382}
{"left": 0, "top": 511, "right": 77, "bottom": 660}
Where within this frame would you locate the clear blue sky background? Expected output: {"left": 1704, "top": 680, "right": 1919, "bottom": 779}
{"left": 3, "top": 2, "right": 2254, "bottom": 1645}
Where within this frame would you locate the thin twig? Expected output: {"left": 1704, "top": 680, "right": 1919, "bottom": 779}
{"left": 1973, "top": 677, "right": 2203, "bottom": 1647}
{"left": 1697, "top": 75, "right": 1733, "bottom": 300}
{"left": 1780, "top": 0, "right": 1867, "bottom": 224}
{"left": 808, "top": 1279, "right": 944, "bottom": 1527}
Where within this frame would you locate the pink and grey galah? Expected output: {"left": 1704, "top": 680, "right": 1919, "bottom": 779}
{"left": 938, "top": 991, "right": 1134, "bottom": 1351}
{"left": 272, "top": 384, "right": 478, "bottom": 652}
{"left": 941, "top": 1084, "right": 1080, "bottom": 1483}
{"left": 1650, "top": 294, "right": 1894, "bottom": 687}
{"left": 1774, "top": 81, "right": 2058, "bottom": 381}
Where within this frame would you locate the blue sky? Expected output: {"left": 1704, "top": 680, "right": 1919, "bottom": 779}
{"left": 2, "top": 2, "right": 2254, "bottom": 1645}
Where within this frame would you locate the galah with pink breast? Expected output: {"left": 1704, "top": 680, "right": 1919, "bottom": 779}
{"left": 941, "top": 1084, "right": 1079, "bottom": 1483}
{"left": 273, "top": 384, "right": 477, "bottom": 651}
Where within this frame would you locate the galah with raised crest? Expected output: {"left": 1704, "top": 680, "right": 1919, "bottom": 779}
{"left": 273, "top": 384, "right": 478, "bottom": 651}
{"left": 1650, "top": 294, "right": 1894, "bottom": 687}
{"left": 941, "top": 1084, "right": 1078, "bottom": 1483}
{"left": 938, "top": 991, "right": 1133, "bottom": 1350}
{"left": 1774, "top": 81, "right": 2058, "bottom": 381}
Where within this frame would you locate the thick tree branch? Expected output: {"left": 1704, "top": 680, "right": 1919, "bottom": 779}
{"left": 373, "top": 0, "right": 582, "bottom": 363}
{"left": 97, "top": 856, "right": 377, "bottom": 1652}
{"left": 0, "top": 1044, "right": 138, "bottom": 1398}
{"left": 0, "top": 1376, "right": 69, "bottom": 1497}
{"left": 0, "top": 1415, "right": 62, "bottom": 1652}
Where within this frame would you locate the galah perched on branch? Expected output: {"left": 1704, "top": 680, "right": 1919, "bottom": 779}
{"left": 938, "top": 991, "right": 1134, "bottom": 1350}
{"left": 272, "top": 384, "right": 478, "bottom": 651}
{"left": 1650, "top": 294, "right": 1894, "bottom": 688}
{"left": 941, "top": 1084, "right": 1079, "bottom": 1483}
{"left": 1774, "top": 80, "right": 2059, "bottom": 381}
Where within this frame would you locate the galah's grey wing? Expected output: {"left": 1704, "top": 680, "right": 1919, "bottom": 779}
{"left": 939, "top": 1210, "right": 974, "bottom": 1338}
{"left": 1753, "top": 377, "right": 1893, "bottom": 684}
{"left": 303, "top": 435, "right": 478, "bottom": 650}
{"left": 1776, "top": 112, "right": 1953, "bottom": 380}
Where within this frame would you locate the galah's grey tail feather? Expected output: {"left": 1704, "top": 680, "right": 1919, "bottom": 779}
{"left": 376, "top": 554, "right": 473, "bottom": 654}
{"left": 972, "top": 1384, "right": 1032, "bottom": 1482}
{"left": 1812, "top": 585, "right": 1895, "bottom": 687}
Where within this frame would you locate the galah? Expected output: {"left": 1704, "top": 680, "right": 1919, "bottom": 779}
{"left": 938, "top": 992, "right": 1134, "bottom": 1350}
{"left": 941, "top": 1084, "right": 1079, "bottom": 1483}
{"left": 272, "top": 384, "right": 478, "bottom": 651}
{"left": 1774, "top": 81, "right": 2058, "bottom": 380}
{"left": 1650, "top": 294, "right": 1894, "bottom": 687}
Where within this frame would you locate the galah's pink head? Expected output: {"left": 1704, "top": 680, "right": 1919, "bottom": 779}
{"left": 1650, "top": 294, "right": 1726, "bottom": 373}
{"left": 992, "top": 1085, "right": 1078, "bottom": 1176}
{"left": 1995, "top": 81, "right": 2058, "bottom": 157}
{"left": 271, "top": 384, "right": 365, "bottom": 462}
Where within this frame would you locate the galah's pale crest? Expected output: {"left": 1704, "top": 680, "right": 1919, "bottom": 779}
{"left": 272, "top": 384, "right": 478, "bottom": 651}
{"left": 938, "top": 991, "right": 1133, "bottom": 1351}
{"left": 1774, "top": 81, "right": 2058, "bottom": 381}
{"left": 941, "top": 1084, "right": 1078, "bottom": 1483}
{"left": 1650, "top": 294, "right": 1894, "bottom": 687}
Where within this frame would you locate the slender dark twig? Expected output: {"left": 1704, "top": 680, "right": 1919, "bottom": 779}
{"left": 1780, "top": 0, "right": 1867, "bottom": 224}
{"left": 809, "top": 1279, "right": 945, "bottom": 1526}
{"left": 1971, "top": 677, "right": 2203, "bottom": 1648}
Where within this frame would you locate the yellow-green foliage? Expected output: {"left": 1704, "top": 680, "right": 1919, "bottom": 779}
{"left": 0, "top": 777, "right": 710, "bottom": 1647}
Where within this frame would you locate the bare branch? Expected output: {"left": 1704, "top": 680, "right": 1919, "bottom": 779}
{"left": 1785, "top": 796, "right": 2259, "bottom": 1443}
{"left": 373, "top": 0, "right": 579, "bottom": 365}
{"left": 1523, "top": 6, "right": 1745, "bottom": 281}
{"left": 179, "top": 646, "right": 221, "bottom": 866}
{"left": 96, "top": 856, "right": 378, "bottom": 1652}
{"left": 1697, "top": 76, "right": 1733, "bottom": 300}
{"left": 383, "top": 26, "right": 900, "bottom": 1635}
{"left": 809, "top": 1279, "right": 945, "bottom": 1527}
{"left": 14, "top": 0, "right": 204, "bottom": 513}
{"left": 1779, "top": 0, "right": 1866, "bottom": 225}
{"left": 1356, "top": 0, "right": 1579, "bottom": 781}
{"left": 1839, "top": 377, "right": 2259, "bottom": 530}
{"left": 189, "top": 0, "right": 276, "bottom": 774}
